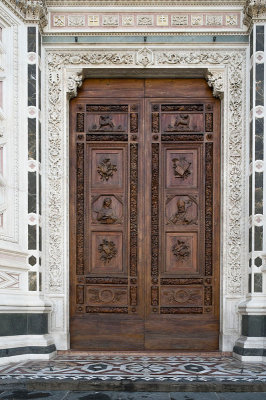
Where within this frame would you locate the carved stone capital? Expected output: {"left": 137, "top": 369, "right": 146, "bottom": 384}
{"left": 66, "top": 70, "right": 83, "bottom": 99}
{"left": 244, "top": 0, "right": 266, "bottom": 26}
{"left": 2, "top": 0, "right": 48, "bottom": 28}
{"left": 206, "top": 69, "right": 225, "bottom": 99}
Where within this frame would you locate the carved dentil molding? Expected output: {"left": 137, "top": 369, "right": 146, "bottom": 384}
{"left": 46, "top": 47, "right": 246, "bottom": 296}
{"left": 2, "top": 0, "right": 47, "bottom": 28}
{"left": 206, "top": 69, "right": 225, "bottom": 99}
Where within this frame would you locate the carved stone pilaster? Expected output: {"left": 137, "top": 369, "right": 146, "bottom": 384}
{"left": 66, "top": 71, "right": 83, "bottom": 99}
{"left": 206, "top": 69, "right": 225, "bottom": 100}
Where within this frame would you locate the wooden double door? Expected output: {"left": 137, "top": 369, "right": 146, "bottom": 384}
{"left": 70, "top": 79, "right": 220, "bottom": 350}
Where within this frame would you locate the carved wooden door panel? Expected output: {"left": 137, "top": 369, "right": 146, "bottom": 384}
{"left": 70, "top": 81, "right": 145, "bottom": 349}
{"left": 144, "top": 93, "right": 220, "bottom": 350}
{"left": 70, "top": 79, "right": 220, "bottom": 351}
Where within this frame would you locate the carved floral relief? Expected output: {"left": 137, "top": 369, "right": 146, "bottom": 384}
{"left": 98, "top": 239, "right": 118, "bottom": 264}
{"left": 97, "top": 158, "right": 117, "bottom": 181}
{"left": 172, "top": 239, "right": 190, "bottom": 262}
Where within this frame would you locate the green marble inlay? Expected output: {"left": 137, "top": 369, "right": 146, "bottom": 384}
{"left": 256, "top": 25, "right": 264, "bottom": 52}
{"left": 28, "top": 271, "right": 37, "bottom": 291}
{"left": 28, "top": 225, "right": 36, "bottom": 250}
{"left": 249, "top": 227, "right": 252, "bottom": 253}
{"left": 254, "top": 273, "right": 262, "bottom": 292}
{"left": 255, "top": 118, "right": 264, "bottom": 160}
{"left": 28, "top": 27, "right": 36, "bottom": 53}
{"left": 42, "top": 35, "right": 249, "bottom": 44}
{"left": 28, "top": 171, "right": 36, "bottom": 214}
{"left": 255, "top": 225, "right": 263, "bottom": 251}
{"left": 250, "top": 28, "right": 254, "bottom": 57}
{"left": 28, "top": 118, "right": 36, "bottom": 160}
{"left": 255, "top": 172, "right": 263, "bottom": 214}
{"left": 28, "top": 64, "right": 36, "bottom": 107}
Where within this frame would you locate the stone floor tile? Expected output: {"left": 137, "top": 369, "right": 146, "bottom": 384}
{"left": 217, "top": 393, "right": 266, "bottom": 400}
{"left": 0, "top": 390, "right": 68, "bottom": 400}
{"left": 65, "top": 392, "right": 170, "bottom": 400}
{"left": 170, "top": 393, "right": 219, "bottom": 400}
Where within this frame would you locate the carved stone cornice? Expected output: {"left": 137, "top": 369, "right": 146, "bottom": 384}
{"left": 1, "top": 0, "right": 48, "bottom": 29}
{"left": 244, "top": 0, "right": 266, "bottom": 26}
{"left": 46, "top": 0, "right": 246, "bottom": 6}
{"left": 206, "top": 69, "right": 225, "bottom": 99}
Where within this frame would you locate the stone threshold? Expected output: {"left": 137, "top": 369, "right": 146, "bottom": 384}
{"left": 2, "top": 380, "right": 266, "bottom": 393}
{"left": 58, "top": 351, "right": 233, "bottom": 357}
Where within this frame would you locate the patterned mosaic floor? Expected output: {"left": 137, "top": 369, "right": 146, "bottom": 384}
{"left": 0, "top": 354, "right": 265, "bottom": 383}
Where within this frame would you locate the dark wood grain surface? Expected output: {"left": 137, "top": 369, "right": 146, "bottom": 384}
{"left": 70, "top": 79, "right": 220, "bottom": 350}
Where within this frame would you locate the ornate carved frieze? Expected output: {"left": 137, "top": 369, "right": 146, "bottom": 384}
{"left": 151, "top": 143, "right": 159, "bottom": 278}
{"left": 205, "top": 143, "right": 213, "bottom": 276}
{"left": 46, "top": 47, "right": 246, "bottom": 297}
{"left": 130, "top": 144, "right": 138, "bottom": 277}
{"left": 86, "top": 134, "right": 128, "bottom": 141}
{"left": 162, "top": 134, "right": 203, "bottom": 142}
{"left": 76, "top": 143, "right": 84, "bottom": 275}
{"left": 48, "top": 9, "right": 242, "bottom": 34}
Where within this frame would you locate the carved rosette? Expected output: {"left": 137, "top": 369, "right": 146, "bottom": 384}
{"left": 46, "top": 48, "right": 246, "bottom": 298}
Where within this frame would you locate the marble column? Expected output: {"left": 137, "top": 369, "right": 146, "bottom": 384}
{"left": 234, "top": 23, "right": 266, "bottom": 361}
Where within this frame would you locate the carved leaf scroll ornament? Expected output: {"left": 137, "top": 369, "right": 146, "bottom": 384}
{"left": 98, "top": 239, "right": 118, "bottom": 264}
{"left": 88, "top": 288, "right": 126, "bottom": 303}
{"left": 172, "top": 240, "right": 190, "bottom": 262}
{"left": 164, "top": 289, "right": 201, "bottom": 305}
{"left": 97, "top": 158, "right": 117, "bottom": 181}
